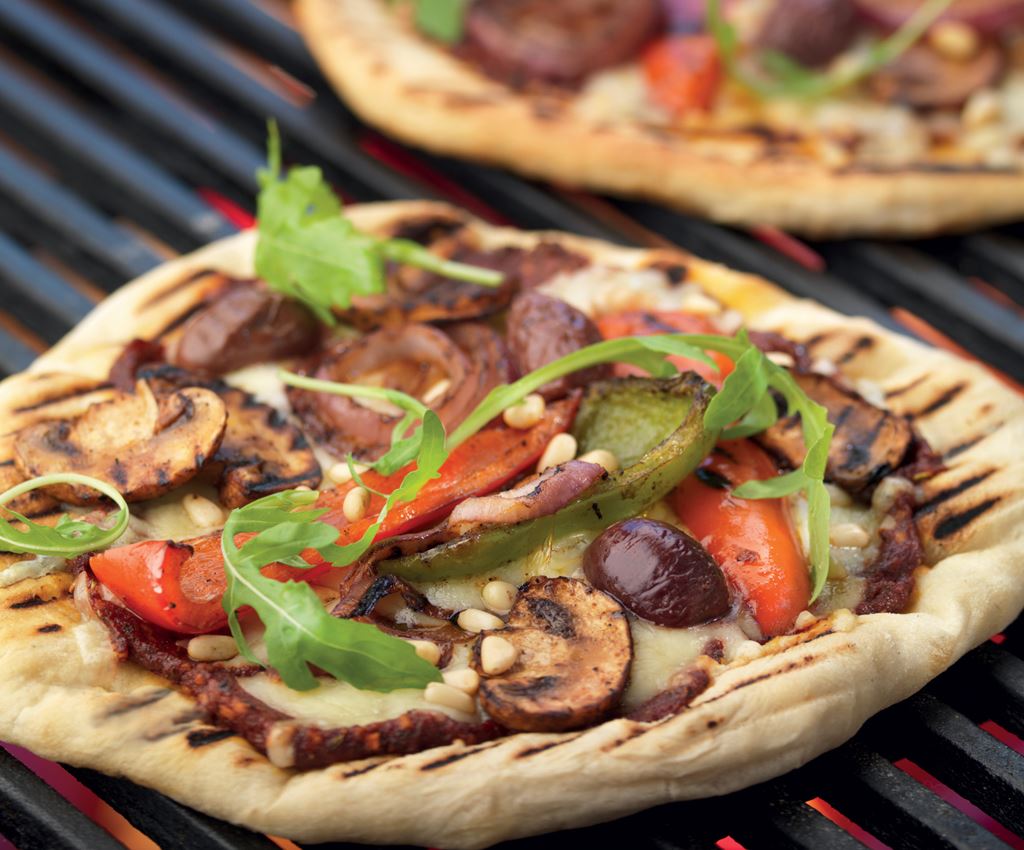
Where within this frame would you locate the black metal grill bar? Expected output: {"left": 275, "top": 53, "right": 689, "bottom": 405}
{"left": 959, "top": 233, "right": 1024, "bottom": 305}
{"left": 65, "top": 0, "right": 432, "bottom": 204}
{"left": 826, "top": 242, "right": 1023, "bottom": 360}
{"left": 0, "top": 0, "right": 266, "bottom": 194}
{"left": 65, "top": 767, "right": 280, "bottom": 850}
{"left": 0, "top": 225, "right": 94, "bottom": 328}
{"left": 820, "top": 743, "right": 1012, "bottom": 850}
{"left": 0, "top": 748, "right": 126, "bottom": 850}
{"left": 0, "top": 62, "right": 235, "bottom": 249}
{"left": 888, "top": 694, "right": 1024, "bottom": 837}
{"left": 0, "top": 143, "right": 162, "bottom": 284}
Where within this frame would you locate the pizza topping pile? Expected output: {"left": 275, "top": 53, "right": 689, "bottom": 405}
{"left": 402, "top": 0, "right": 1024, "bottom": 169}
{"left": 0, "top": 141, "right": 945, "bottom": 767}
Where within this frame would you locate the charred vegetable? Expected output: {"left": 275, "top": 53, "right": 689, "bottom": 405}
{"left": 379, "top": 373, "right": 716, "bottom": 581}
{"left": 869, "top": 41, "right": 1004, "bottom": 108}
{"left": 583, "top": 518, "right": 731, "bottom": 627}
{"left": 14, "top": 382, "right": 226, "bottom": 504}
{"left": 756, "top": 371, "right": 913, "bottom": 496}
{"left": 171, "top": 280, "right": 320, "bottom": 375}
{"left": 141, "top": 364, "right": 321, "bottom": 508}
{"left": 472, "top": 576, "right": 632, "bottom": 732}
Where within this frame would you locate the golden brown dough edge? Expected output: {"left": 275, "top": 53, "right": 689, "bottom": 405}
{"left": 295, "top": 0, "right": 1024, "bottom": 239}
{"left": 0, "top": 201, "right": 1021, "bottom": 848}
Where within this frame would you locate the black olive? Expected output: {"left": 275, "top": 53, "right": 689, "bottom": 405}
{"left": 756, "top": 0, "right": 857, "bottom": 68}
{"left": 583, "top": 518, "right": 731, "bottom": 627}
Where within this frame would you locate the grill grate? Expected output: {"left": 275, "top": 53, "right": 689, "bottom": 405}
{"left": 0, "top": 2, "right": 1022, "bottom": 848}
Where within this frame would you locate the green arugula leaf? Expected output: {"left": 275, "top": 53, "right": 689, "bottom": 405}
{"left": 0, "top": 474, "right": 130, "bottom": 556}
{"left": 409, "top": 0, "right": 470, "bottom": 42}
{"left": 704, "top": 342, "right": 768, "bottom": 432}
{"left": 707, "top": 0, "right": 955, "bottom": 100}
{"left": 254, "top": 122, "right": 501, "bottom": 326}
{"left": 221, "top": 418, "right": 448, "bottom": 691}
{"left": 721, "top": 390, "right": 778, "bottom": 440}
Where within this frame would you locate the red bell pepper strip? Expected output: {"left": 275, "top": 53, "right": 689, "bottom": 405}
{"left": 642, "top": 34, "right": 722, "bottom": 115}
{"left": 596, "top": 310, "right": 733, "bottom": 387}
{"left": 671, "top": 439, "right": 810, "bottom": 637}
{"left": 89, "top": 398, "right": 577, "bottom": 634}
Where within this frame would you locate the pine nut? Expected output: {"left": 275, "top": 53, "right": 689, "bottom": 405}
{"left": 766, "top": 351, "right": 795, "bottom": 368}
{"left": 457, "top": 608, "right": 505, "bottom": 633}
{"left": 503, "top": 394, "right": 546, "bottom": 429}
{"left": 825, "top": 483, "right": 853, "bottom": 508}
{"left": 577, "top": 449, "right": 619, "bottom": 473}
{"left": 830, "top": 522, "right": 871, "bottom": 548}
{"left": 424, "top": 682, "right": 476, "bottom": 715}
{"left": 342, "top": 487, "right": 371, "bottom": 522}
{"left": 294, "top": 484, "right": 313, "bottom": 492}
{"left": 963, "top": 88, "right": 1002, "bottom": 129}
{"left": 794, "top": 610, "right": 817, "bottom": 630}
{"left": 732, "top": 639, "right": 763, "bottom": 663}
{"left": 422, "top": 378, "right": 451, "bottom": 406}
{"left": 442, "top": 667, "right": 480, "bottom": 694}
{"left": 481, "top": 580, "right": 517, "bottom": 614}
{"left": 811, "top": 357, "right": 837, "bottom": 376}
{"left": 929, "top": 20, "right": 979, "bottom": 61}
{"left": 187, "top": 634, "right": 239, "bottom": 662}
{"left": 182, "top": 493, "right": 224, "bottom": 528}
{"left": 480, "top": 635, "right": 518, "bottom": 676}
{"left": 328, "top": 461, "right": 368, "bottom": 485}
{"left": 265, "top": 722, "right": 298, "bottom": 769}
{"left": 536, "top": 432, "right": 577, "bottom": 473}
{"left": 871, "top": 476, "right": 913, "bottom": 513}
{"left": 406, "top": 639, "right": 441, "bottom": 666}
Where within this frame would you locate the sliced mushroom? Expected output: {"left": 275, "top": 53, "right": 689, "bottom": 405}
{"left": 472, "top": 576, "right": 632, "bottom": 732}
{"left": 140, "top": 364, "right": 321, "bottom": 508}
{"left": 756, "top": 371, "right": 913, "bottom": 496}
{"left": 0, "top": 435, "right": 57, "bottom": 519}
{"left": 14, "top": 381, "right": 227, "bottom": 504}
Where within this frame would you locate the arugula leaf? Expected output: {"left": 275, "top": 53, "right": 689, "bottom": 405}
{"left": 412, "top": 0, "right": 470, "bottom": 42}
{"left": 220, "top": 414, "right": 448, "bottom": 691}
{"left": 254, "top": 122, "right": 502, "bottom": 326}
{"left": 707, "top": 0, "right": 955, "bottom": 100}
{"left": 0, "top": 474, "right": 130, "bottom": 556}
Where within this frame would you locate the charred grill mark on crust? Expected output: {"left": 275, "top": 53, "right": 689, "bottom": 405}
{"left": 103, "top": 689, "right": 172, "bottom": 717}
{"left": 0, "top": 460, "right": 13, "bottom": 468}
{"left": 35, "top": 623, "right": 61, "bottom": 633}
{"left": 886, "top": 376, "right": 927, "bottom": 398}
{"left": 419, "top": 741, "right": 505, "bottom": 771}
{"left": 934, "top": 498, "right": 1001, "bottom": 539}
{"left": 338, "top": 762, "right": 384, "bottom": 779}
{"left": 186, "top": 728, "right": 236, "bottom": 748}
{"left": 915, "top": 469, "right": 996, "bottom": 517}
{"left": 9, "top": 595, "right": 52, "bottom": 609}
{"left": 14, "top": 383, "right": 112, "bottom": 414}
{"left": 944, "top": 435, "right": 984, "bottom": 459}
{"left": 515, "top": 734, "right": 583, "bottom": 758}
{"left": 836, "top": 335, "right": 874, "bottom": 364}
{"left": 601, "top": 725, "right": 651, "bottom": 750}
{"left": 912, "top": 382, "right": 967, "bottom": 418}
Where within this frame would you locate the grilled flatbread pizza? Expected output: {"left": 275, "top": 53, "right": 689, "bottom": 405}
{"left": 296, "top": 0, "right": 1024, "bottom": 237}
{"left": 0, "top": 190, "right": 1022, "bottom": 847}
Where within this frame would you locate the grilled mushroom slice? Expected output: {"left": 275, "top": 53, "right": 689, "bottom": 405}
{"left": 757, "top": 371, "right": 913, "bottom": 496}
{"left": 139, "top": 364, "right": 321, "bottom": 508}
{"left": 472, "top": 576, "right": 632, "bottom": 732}
{"left": 14, "top": 381, "right": 227, "bottom": 504}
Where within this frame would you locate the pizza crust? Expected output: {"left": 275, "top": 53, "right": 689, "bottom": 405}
{"left": 0, "top": 201, "right": 1021, "bottom": 847}
{"left": 294, "top": 0, "right": 1024, "bottom": 239}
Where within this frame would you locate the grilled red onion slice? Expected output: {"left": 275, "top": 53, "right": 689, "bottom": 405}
{"left": 288, "top": 323, "right": 508, "bottom": 460}
{"left": 446, "top": 460, "right": 606, "bottom": 536}
{"left": 855, "top": 0, "right": 1024, "bottom": 33}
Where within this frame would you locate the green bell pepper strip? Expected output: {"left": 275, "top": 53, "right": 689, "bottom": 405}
{"left": 378, "top": 373, "right": 717, "bottom": 582}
